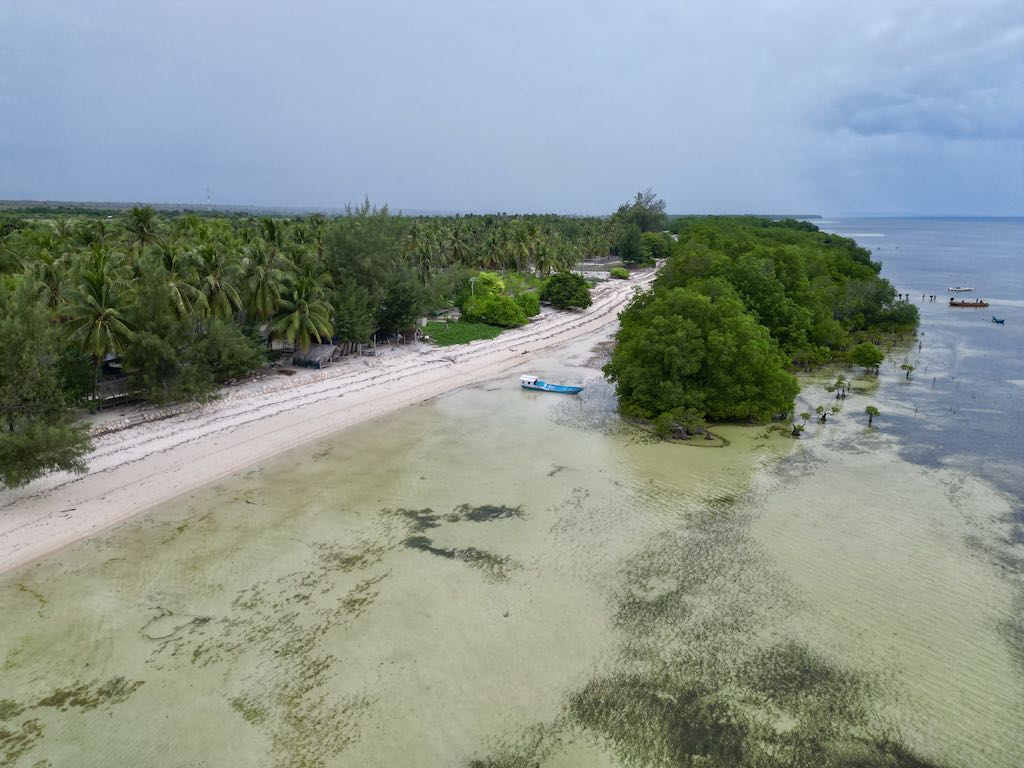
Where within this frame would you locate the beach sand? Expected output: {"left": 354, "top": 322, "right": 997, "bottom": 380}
{"left": 0, "top": 270, "right": 654, "bottom": 576}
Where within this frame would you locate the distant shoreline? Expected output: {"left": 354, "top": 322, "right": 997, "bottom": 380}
{"left": 0, "top": 199, "right": 824, "bottom": 219}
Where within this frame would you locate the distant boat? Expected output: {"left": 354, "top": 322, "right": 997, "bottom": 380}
{"left": 947, "top": 286, "right": 975, "bottom": 292}
{"left": 519, "top": 375, "right": 583, "bottom": 394}
{"left": 992, "top": 315, "right": 1005, "bottom": 324}
{"left": 949, "top": 298, "right": 989, "bottom": 308}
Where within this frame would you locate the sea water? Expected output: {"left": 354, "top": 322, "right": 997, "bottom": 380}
{"left": 1, "top": 219, "right": 1021, "bottom": 768}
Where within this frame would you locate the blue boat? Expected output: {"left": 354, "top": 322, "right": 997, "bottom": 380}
{"left": 992, "top": 315, "right": 1005, "bottom": 324}
{"left": 519, "top": 375, "right": 583, "bottom": 394}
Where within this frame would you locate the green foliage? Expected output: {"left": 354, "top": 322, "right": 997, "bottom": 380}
{"left": 514, "top": 291, "right": 540, "bottom": 317}
{"left": 615, "top": 224, "right": 643, "bottom": 264}
{"left": 850, "top": 342, "right": 885, "bottom": 373}
{"left": 611, "top": 189, "right": 668, "bottom": 234}
{"left": 604, "top": 289, "right": 799, "bottom": 422}
{"left": 865, "top": 404, "right": 880, "bottom": 426}
{"left": 541, "top": 272, "right": 592, "bottom": 310}
{"left": 640, "top": 231, "right": 673, "bottom": 262}
{"left": 609, "top": 267, "right": 630, "bottom": 279}
{"left": 423, "top": 321, "right": 504, "bottom": 346}
{"left": 0, "top": 278, "right": 92, "bottom": 488}
{"left": 332, "top": 282, "right": 375, "bottom": 343}
{"left": 462, "top": 293, "right": 528, "bottom": 328}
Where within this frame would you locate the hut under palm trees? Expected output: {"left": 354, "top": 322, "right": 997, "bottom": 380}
{"left": 292, "top": 344, "right": 340, "bottom": 369}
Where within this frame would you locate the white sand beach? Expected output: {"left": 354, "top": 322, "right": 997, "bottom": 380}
{"left": 0, "top": 271, "right": 654, "bottom": 575}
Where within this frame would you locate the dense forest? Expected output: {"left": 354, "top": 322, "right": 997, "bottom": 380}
{"left": 0, "top": 192, "right": 675, "bottom": 487}
{"left": 604, "top": 216, "right": 919, "bottom": 431}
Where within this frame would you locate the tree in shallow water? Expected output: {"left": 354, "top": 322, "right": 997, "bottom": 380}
{"left": 865, "top": 404, "right": 880, "bottom": 427}
{"left": 851, "top": 342, "right": 885, "bottom": 374}
{"left": 604, "top": 288, "right": 799, "bottom": 423}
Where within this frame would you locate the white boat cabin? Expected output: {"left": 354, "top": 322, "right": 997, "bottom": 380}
{"left": 520, "top": 375, "right": 539, "bottom": 386}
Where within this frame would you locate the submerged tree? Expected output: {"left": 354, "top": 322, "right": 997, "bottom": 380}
{"left": 850, "top": 342, "right": 884, "bottom": 374}
{"left": 865, "top": 404, "right": 880, "bottom": 427}
{"left": 900, "top": 362, "right": 915, "bottom": 380}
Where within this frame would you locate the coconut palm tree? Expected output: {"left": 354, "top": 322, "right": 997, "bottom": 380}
{"left": 195, "top": 243, "right": 243, "bottom": 321}
{"left": 241, "top": 240, "right": 291, "bottom": 331}
{"left": 63, "top": 264, "right": 135, "bottom": 400}
{"left": 445, "top": 220, "right": 475, "bottom": 267}
{"left": 272, "top": 278, "right": 333, "bottom": 352}
{"left": 153, "top": 241, "right": 202, "bottom": 319}
{"left": 123, "top": 205, "right": 160, "bottom": 255}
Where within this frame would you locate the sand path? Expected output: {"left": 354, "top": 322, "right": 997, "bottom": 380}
{"left": 0, "top": 269, "right": 654, "bottom": 575}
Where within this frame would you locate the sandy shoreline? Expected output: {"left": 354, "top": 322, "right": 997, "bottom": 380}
{"left": 0, "top": 270, "right": 654, "bottom": 576}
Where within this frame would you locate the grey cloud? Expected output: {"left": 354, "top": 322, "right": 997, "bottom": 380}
{"left": 0, "top": 0, "right": 1021, "bottom": 215}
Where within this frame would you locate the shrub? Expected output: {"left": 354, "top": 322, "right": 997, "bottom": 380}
{"left": 542, "top": 272, "right": 592, "bottom": 310}
{"left": 610, "top": 267, "right": 630, "bottom": 279}
{"left": 515, "top": 291, "right": 541, "bottom": 317}
{"left": 463, "top": 293, "right": 527, "bottom": 328}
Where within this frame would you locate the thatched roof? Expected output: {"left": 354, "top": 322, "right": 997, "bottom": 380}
{"left": 292, "top": 344, "right": 339, "bottom": 367}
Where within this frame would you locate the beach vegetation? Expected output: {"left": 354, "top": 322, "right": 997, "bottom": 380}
{"left": 422, "top": 321, "right": 503, "bottom": 346}
{"left": 604, "top": 289, "right": 800, "bottom": 422}
{"left": 609, "top": 266, "right": 630, "bottom": 279}
{"left": 0, "top": 201, "right": 623, "bottom": 484}
{"left": 0, "top": 278, "right": 92, "bottom": 487}
{"left": 606, "top": 216, "right": 918, "bottom": 429}
{"left": 541, "top": 271, "right": 592, "bottom": 310}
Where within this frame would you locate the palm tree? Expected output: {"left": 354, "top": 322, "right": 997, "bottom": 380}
{"left": 241, "top": 240, "right": 291, "bottom": 332}
{"left": 532, "top": 238, "right": 557, "bottom": 278}
{"left": 153, "top": 242, "right": 202, "bottom": 319}
{"left": 27, "top": 250, "right": 70, "bottom": 313}
{"left": 64, "top": 265, "right": 135, "bottom": 401}
{"left": 445, "top": 220, "right": 475, "bottom": 267}
{"left": 124, "top": 205, "right": 160, "bottom": 255}
{"left": 403, "top": 222, "right": 438, "bottom": 284}
{"left": 195, "top": 243, "right": 243, "bottom": 321}
{"left": 272, "top": 278, "right": 333, "bottom": 352}
{"left": 865, "top": 405, "right": 880, "bottom": 427}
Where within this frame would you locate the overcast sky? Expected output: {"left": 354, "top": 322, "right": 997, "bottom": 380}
{"left": 2, "top": 0, "right": 1022, "bottom": 216}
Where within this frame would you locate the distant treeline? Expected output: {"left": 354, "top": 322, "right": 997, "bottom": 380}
{"left": 605, "top": 216, "right": 918, "bottom": 429}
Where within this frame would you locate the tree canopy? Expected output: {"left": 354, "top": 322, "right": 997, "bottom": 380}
{"left": 541, "top": 272, "right": 592, "bottom": 310}
{"left": 605, "top": 216, "right": 918, "bottom": 427}
{"left": 604, "top": 289, "right": 799, "bottom": 422}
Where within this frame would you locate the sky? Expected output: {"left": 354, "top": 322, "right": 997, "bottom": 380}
{"left": 1, "top": 0, "right": 1022, "bottom": 216}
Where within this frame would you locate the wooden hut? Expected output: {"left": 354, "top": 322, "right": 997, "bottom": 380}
{"left": 292, "top": 344, "right": 340, "bottom": 369}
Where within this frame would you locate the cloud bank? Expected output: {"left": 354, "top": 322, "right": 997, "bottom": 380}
{"left": 1, "top": 0, "right": 1021, "bottom": 215}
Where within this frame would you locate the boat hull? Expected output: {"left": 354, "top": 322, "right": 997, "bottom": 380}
{"left": 521, "top": 382, "right": 584, "bottom": 394}
{"left": 949, "top": 300, "right": 989, "bottom": 308}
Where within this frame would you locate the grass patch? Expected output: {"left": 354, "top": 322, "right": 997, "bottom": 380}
{"left": 423, "top": 320, "right": 504, "bottom": 346}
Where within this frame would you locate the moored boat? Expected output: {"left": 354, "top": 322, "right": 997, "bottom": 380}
{"left": 946, "top": 286, "right": 975, "bottom": 292}
{"left": 948, "top": 298, "right": 989, "bottom": 308}
{"left": 519, "top": 375, "right": 583, "bottom": 394}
